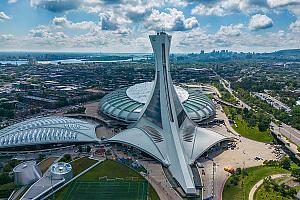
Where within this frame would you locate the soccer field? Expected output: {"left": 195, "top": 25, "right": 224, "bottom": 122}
{"left": 63, "top": 180, "right": 148, "bottom": 200}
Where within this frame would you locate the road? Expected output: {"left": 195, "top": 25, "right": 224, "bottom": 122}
{"left": 219, "top": 78, "right": 300, "bottom": 153}
{"left": 214, "top": 105, "right": 240, "bottom": 137}
{"left": 271, "top": 122, "right": 300, "bottom": 148}
{"left": 220, "top": 78, "right": 251, "bottom": 110}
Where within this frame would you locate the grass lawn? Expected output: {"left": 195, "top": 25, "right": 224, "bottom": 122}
{"left": 223, "top": 105, "right": 273, "bottom": 143}
{"left": 223, "top": 166, "right": 289, "bottom": 200}
{"left": 233, "top": 115, "right": 273, "bottom": 143}
{"left": 55, "top": 160, "right": 159, "bottom": 200}
{"left": 70, "top": 157, "right": 98, "bottom": 176}
{"left": 254, "top": 183, "right": 293, "bottom": 200}
{"left": 38, "top": 156, "right": 58, "bottom": 174}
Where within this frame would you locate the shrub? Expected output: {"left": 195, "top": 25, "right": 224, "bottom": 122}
{"left": 280, "top": 157, "right": 291, "bottom": 170}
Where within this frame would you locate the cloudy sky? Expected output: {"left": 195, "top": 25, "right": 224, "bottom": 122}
{"left": 0, "top": 0, "right": 300, "bottom": 53}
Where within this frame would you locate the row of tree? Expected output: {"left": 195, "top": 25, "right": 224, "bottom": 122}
{"left": 233, "top": 86, "right": 300, "bottom": 131}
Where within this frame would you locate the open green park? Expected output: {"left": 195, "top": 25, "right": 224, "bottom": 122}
{"left": 223, "top": 105, "right": 273, "bottom": 143}
{"left": 232, "top": 113, "right": 273, "bottom": 143}
{"left": 222, "top": 165, "right": 289, "bottom": 200}
{"left": 254, "top": 180, "right": 299, "bottom": 200}
{"left": 69, "top": 157, "right": 98, "bottom": 176}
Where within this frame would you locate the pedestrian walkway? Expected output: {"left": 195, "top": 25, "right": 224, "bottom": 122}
{"left": 248, "top": 174, "right": 288, "bottom": 200}
{"left": 141, "top": 161, "right": 182, "bottom": 200}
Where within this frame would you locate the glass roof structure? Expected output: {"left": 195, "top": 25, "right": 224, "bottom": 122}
{"left": 99, "top": 81, "right": 215, "bottom": 123}
{"left": 0, "top": 116, "right": 98, "bottom": 149}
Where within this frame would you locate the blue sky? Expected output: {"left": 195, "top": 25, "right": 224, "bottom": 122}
{"left": 0, "top": 0, "right": 299, "bottom": 52}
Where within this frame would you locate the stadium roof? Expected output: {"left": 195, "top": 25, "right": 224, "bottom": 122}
{"left": 100, "top": 82, "right": 215, "bottom": 123}
{"left": 0, "top": 116, "right": 98, "bottom": 149}
{"left": 126, "top": 82, "right": 189, "bottom": 104}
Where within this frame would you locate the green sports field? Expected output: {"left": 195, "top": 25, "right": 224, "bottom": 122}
{"left": 63, "top": 180, "right": 148, "bottom": 200}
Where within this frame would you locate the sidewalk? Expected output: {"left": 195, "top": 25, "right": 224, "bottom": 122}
{"left": 141, "top": 161, "right": 182, "bottom": 200}
{"left": 248, "top": 174, "right": 288, "bottom": 200}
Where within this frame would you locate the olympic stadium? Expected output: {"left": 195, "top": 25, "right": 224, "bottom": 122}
{"left": 0, "top": 116, "right": 98, "bottom": 150}
{"left": 99, "top": 81, "right": 215, "bottom": 124}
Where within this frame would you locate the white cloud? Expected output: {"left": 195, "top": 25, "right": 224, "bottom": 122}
{"left": 0, "top": 0, "right": 299, "bottom": 52}
{"left": 145, "top": 8, "right": 199, "bottom": 31}
{"left": 289, "top": 19, "right": 300, "bottom": 32}
{"left": 52, "top": 17, "right": 97, "bottom": 30}
{"left": 0, "top": 34, "right": 14, "bottom": 41}
{"left": 0, "top": 12, "right": 11, "bottom": 21}
{"left": 191, "top": 0, "right": 269, "bottom": 16}
{"left": 217, "top": 24, "right": 244, "bottom": 36}
{"left": 8, "top": 0, "right": 18, "bottom": 3}
{"left": 171, "top": 26, "right": 300, "bottom": 53}
{"left": 267, "top": 0, "right": 300, "bottom": 8}
{"left": 249, "top": 14, "right": 273, "bottom": 30}
{"left": 30, "top": 0, "right": 82, "bottom": 12}
{"left": 191, "top": 0, "right": 300, "bottom": 16}
{"left": 191, "top": 4, "right": 225, "bottom": 16}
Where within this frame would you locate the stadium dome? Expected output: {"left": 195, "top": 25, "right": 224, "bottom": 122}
{"left": 99, "top": 81, "right": 215, "bottom": 123}
{"left": 0, "top": 116, "right": 98, "bottom": 149}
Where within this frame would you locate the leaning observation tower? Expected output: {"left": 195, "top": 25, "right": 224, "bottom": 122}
{"left": 108, "top": 32, "right": 231, "bottom": 196}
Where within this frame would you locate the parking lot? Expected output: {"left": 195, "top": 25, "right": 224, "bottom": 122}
{"left": 199, "top": 135, "right": 281, "bottom": 200}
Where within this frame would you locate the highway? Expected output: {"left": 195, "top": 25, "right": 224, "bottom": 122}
{"left": 271, "top": 122, "right": 300, "bottom": 148}
{"left": 220, "top": 78, "right": 300, "bottom": 150}
{"left": 220, "top": 78, "right": 251, "bottom": 110}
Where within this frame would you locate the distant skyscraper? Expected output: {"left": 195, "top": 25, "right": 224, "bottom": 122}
{"left": 108, "top": 32, "right": 231, "bottom": 195}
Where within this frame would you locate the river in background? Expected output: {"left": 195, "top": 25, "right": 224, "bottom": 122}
{"left": 0, "top": 57, "right": 148, "bottom": 65}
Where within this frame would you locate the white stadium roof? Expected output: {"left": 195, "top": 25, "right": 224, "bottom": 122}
{"left": 126, "top": 82, "right": 189, "bottom": 104}
{"left": 0, "top": 116, "right": 98, "bottom": 148}
{"left": 100, "top": 81, "right": 216, "bottom": 123}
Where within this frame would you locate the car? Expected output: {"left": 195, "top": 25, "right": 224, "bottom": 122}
{"left": 196, "top": 163, "right": 204, "bottom": 168}
{"left": 254, "top": 156, "right": 263, "bottom": 160}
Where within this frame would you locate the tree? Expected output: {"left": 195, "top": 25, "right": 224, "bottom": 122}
{"left": 37, "top": 154, "right": 46, "bottom": 163}
{"left": 60, "top": 154, "right": 72, "bottom": 163}
{"left": 0, "top": 173, "right": 11, "bottom": 185}
{"left": 258, "top": 116, "right": 271, "bottom": 132}
{"left": 263, "top": 160, "right": 278, "bottom": 166}
{"left": 292, "top": 168, "right": 300, "bottom": 181}
{"left": 280, "top": 157, "right": 291, "bottom": 170}
{"left": 3, "top": 159, "right": 20, "bottom": 172}
{"left": 230, "top": 175, "right": 240, "bottom": 186}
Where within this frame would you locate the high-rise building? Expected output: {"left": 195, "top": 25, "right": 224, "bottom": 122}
{"left": 108, "top": 32, "right": 231, "bottom": 196}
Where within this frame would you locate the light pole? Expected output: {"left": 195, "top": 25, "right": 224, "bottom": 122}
{"left": 212, "top": 162, "right": 216, "bottom": 199}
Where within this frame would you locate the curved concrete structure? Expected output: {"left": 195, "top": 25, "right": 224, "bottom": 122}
{"left": 108, "top": 32, "right": 232, "bottom": 196}
{"left": 99, "top": 82, "right": 215, "bottom": 123}
{"left": 13, "top": 161, "right": 42, "bottom": 186}
{"left": 50, "top": 162, "right": 73, "bottom": 181}
{"left": 0, "top": 116, "right": 98, "bottom": 149}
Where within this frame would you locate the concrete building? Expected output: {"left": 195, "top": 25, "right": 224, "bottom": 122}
{"left": 99, "top": 81, "right": 215, "bottom": 124}
{"left": 50, "top": 162, "right": 73, "bottom": 181}
{"left": 13, "top": 161, "right": 42, "bottom": 186}
{"left": 21, "top": 162, "right": 73, "bottom": 200}
{"left": 107, "top": 32, "right": 231, "bottom": 196}
{"left": 0, "top": 116, "right": 98, "bottom": 150}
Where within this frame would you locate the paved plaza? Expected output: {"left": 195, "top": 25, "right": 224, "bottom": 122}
{"left": 200, "top": 135, "right": 279, "bottom": 200}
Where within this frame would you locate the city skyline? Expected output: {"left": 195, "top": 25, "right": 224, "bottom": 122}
{"left": 0, "top": 0, "right": 300, "bottom": 53}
